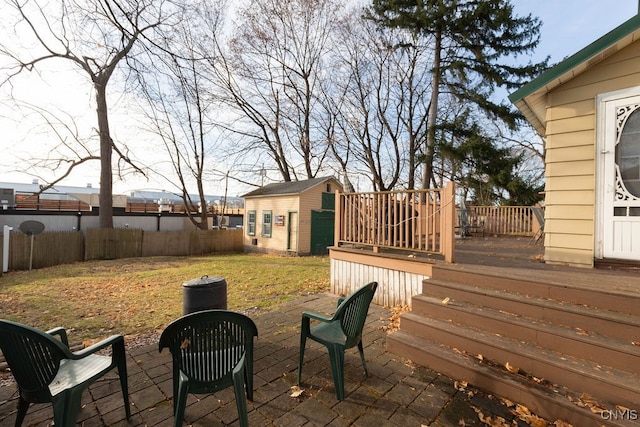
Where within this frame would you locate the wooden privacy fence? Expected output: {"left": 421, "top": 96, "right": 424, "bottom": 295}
{"left": 466, "top": 205, "right": 541, "bottom": 236}
{"left": 335, "top": 182, "right": 456, "bottom": 262}
{"left": 3, "top": 231, "right": 84, "bottom": 270}
{"left": 0, "top": 228, "right": 243, "bottom": 272}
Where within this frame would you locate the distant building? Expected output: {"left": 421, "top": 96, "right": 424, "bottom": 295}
{"left": 242, "top": 176, "right": 342, "bottom": 256}
{"left": 0, "top": 181, "right": 243, "bottom": 213}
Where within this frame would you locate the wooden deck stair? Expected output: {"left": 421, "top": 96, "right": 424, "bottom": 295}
{"left": 387, "top": 266, "right": 640, "bottom": 427}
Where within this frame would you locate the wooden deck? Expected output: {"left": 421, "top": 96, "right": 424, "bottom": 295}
{"left": 452, "top": 235, "right": 640, "bottom": 294}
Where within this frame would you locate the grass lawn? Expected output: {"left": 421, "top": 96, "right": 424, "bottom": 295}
{"left": 0, "top": 253, "right": 330, "bottom": 344}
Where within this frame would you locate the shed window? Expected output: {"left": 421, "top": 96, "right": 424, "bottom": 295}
{"left": 262, "top": 211, "right": 272, "bottom": 237}
{"left": 247, "top": 210, "right": 256, "bottom": 236}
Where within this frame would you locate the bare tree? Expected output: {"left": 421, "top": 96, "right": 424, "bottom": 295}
{"left": 215, "top": 0, "right": 342, "bottom": 183}
{"left": 323, "top": 10, "right": 431, "bottom": 191}
{"left": 137, "top": 1, "right": 228, "bottom": 229}
{"left": 0, "top": 0, "right": 172, "bottom": 227}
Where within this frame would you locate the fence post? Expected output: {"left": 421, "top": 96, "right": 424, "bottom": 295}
{"left": 441, "top": 182, "right": 456, "bottom": 263}
{"left": 2, "top": 225, "right": 11, "bottom": 273}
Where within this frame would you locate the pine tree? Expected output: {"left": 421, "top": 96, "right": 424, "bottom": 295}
{"left": 365, "top": 0, "right": 549, "bottom": 190}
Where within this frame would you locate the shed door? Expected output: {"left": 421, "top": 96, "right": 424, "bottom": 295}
{"left": 310, "top": 210, "right": 335, "bottom": 255}
{"left": 599, "top": 93, "right": 640, "bottom": 260}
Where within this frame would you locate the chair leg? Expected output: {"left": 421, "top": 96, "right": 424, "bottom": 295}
{"left": 51, "top": 393, "right": 69, "bottom": 427}
{"left": 63, "top": 388, "right": 85, "bottom": 427}
{"left": 327, "top": 345, "right": 345, "bottom": 401}
{"left": 233, "top": 360, "right": 250, "bottom": 427}
{"left": 173, "top": 372, "right": 190, "bottom": 427}
{"left": 245, "top": 356, "right": 253, "bottom": 401}
{"left": 14, "top": 395, "right": 29, "bottom": 427}
{"left": 357, "top": 340, "right": 369, "bottom": 376}
{"left": 297, "top": 333, "right": 307, "bottom": 385}
{"left": 114, "top": 341, "right": 131, "bottom": 419}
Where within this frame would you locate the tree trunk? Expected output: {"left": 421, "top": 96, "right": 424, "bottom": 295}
{"left": 422, "top": 28, "right": 442, "bottom": 191}
{"left": 95, "top": 79, "right": 114, "bottom": 228}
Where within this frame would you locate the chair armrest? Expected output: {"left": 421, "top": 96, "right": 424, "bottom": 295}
{"left": 47, "top": 327, "right": 69, "bottom": 347}
{"left": 301, "top": 311, "right": 333, "bottom": 323}
{"left": 71, "top": 334, "right": 125, "bottom": 359}
{"left": 337, "top": 297, "right": 345, "bottom": 307}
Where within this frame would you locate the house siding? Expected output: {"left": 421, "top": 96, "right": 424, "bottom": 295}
{"left": 543, "top": 40, "right": 640, "bottom": 266}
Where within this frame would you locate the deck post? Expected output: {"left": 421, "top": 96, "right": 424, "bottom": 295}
{"left": 442, "top": 181, "right": 456, "bottom": 263}
{"left": 334, "top": 190, "right": 342, "bottom": 249}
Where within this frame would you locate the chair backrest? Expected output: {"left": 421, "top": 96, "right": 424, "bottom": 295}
{"left": 0, "top": 319, "right": 67, "bottom": 396}
{"left": 458, "top": 199, "right": 469, "bottom": 227}
{"left": 335, "top": 282, "right": 378, "bottom": 348}
{"left": 532, "top": 207, "right": 545, "bottom": 229}
{"left": 159, "top": 310, "right": 258, "bottom": 385}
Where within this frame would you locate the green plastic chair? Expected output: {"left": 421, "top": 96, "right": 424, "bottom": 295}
{"left": 159, "top": 310, "right": 258, "bottom": 427}
{"left": 0, "top": 319, "right": 131, "bottom": 427}
{"left": 297, "top": 281, "right": 378, "bottom": 400}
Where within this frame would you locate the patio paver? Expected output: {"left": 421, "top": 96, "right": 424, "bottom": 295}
{"left": 0, "top": 292, "right": 550, "bottom": 426}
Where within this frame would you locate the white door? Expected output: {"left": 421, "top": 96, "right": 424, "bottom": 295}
{"left": 287, "top": 211, "right": 298, "bottom": 252}
{"left": 598, "top": 91, "right": 640, "bottom": 260}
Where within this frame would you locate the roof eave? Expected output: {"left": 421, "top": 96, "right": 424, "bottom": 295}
{"left": 509, "top": 14, "right": 640, "bottom": 133}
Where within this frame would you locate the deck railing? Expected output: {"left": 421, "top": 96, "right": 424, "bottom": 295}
{"left": 334, "top": 182, "right": 456, "bottom": 262}
{"left": 466, "top": 205, "right": 541, "bottom": 236}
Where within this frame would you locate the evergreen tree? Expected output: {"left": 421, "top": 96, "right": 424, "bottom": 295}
{"left": 436, "top": 108, "right": 543, "bottom": 206}
{"left": 365, "top": 0, "right": 549, "bottom": 190}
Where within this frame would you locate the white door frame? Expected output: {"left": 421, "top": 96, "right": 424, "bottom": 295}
{"left": 596, "top": 86, "right": 640, "bottom": 259}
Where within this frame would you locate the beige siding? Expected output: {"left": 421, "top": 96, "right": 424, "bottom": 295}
{"left": 546, "top": 160, "right": 593, "bottom": 176}
{"left": 541, "top": 40, "right": 640, "bottom": 267}
{"left": 297, "top": 185, "right": 323, "bottom": 254}
{"left": 244, "top": 195, "right": 299, "bottom": 254}
{"left": 544, "top": 175, "right": 595, "bottom": 191}
{"left": 549, "top": 205, "right": 594, "bottom": 221}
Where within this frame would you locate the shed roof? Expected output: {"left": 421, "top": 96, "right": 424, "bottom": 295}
{"left": 509, "top": 14, "right": 640, "bottom": 136}
{"left": 242, "top": 176, "right": 339, "bottom": 198}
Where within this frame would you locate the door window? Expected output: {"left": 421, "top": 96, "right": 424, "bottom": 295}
{"left": 615, "top": 105, "right": 640, "bottom": 210}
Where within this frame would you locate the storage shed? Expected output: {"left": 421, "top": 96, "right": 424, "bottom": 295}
{"left": 510, "top": 14, "right": 640, "bottom": 268}
{"left": 242, "top": 177, "right": 343, "bottom": 256}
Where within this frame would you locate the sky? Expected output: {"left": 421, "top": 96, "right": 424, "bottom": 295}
{"left": 0, "top": 0, "right": 638, "bottom": 197}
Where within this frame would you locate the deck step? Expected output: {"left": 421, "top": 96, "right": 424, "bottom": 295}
{"left": 411, "top": 294, "right": 640, "bottom": 375}
{"left": 387, "top": 330, "right": 639, "bottom": 427}
{"left": 430, "top": 266, "right": 640, "bottom": 316}
{"left": 398, "top": 313, "right": 639, "bottom": 410}
{"left": 387, "top": 266, "right": 640, "bottom": 427}
{"left": 422, "top": 278, "right": 640, "bottom": 342}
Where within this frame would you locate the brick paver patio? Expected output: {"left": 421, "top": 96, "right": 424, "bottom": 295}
{"left": 0, "top": 292, "right": 538, "bottom": 426}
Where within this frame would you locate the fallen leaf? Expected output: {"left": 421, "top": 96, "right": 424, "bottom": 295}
{"left": 475, "top": 354, "right": 484, "bottom": 362}
{"left": 513, "top": 404, "right": 547, "bottom": 427}
{"left": 500, "top": 397, "right": 514, "bottom": 408}
{"left": 290, "top": 385, "right": 304, "bottom": 398}
{"left": 578, "top": 393, "right": 606, "bottom": 414}
{"left": 632, "top": 341, "right": 640, "bottom": 346}
{"left": 180, "top": 338, "right": 190, "bottom": 349}
{"left": 454, "top": 380, "right": 468, "bottom": 391}
{"left": 504, "top": 362, "right": 518, "bottom": 374}
{"left": 441, "top": 297, "right": 450, "bottom": 305}
{"left": 553, "top": 420, "right": 574, "bottom": 427}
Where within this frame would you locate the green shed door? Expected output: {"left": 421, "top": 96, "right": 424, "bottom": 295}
{"left": 310, "top": 210, "right": 335, "bottom": 255}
